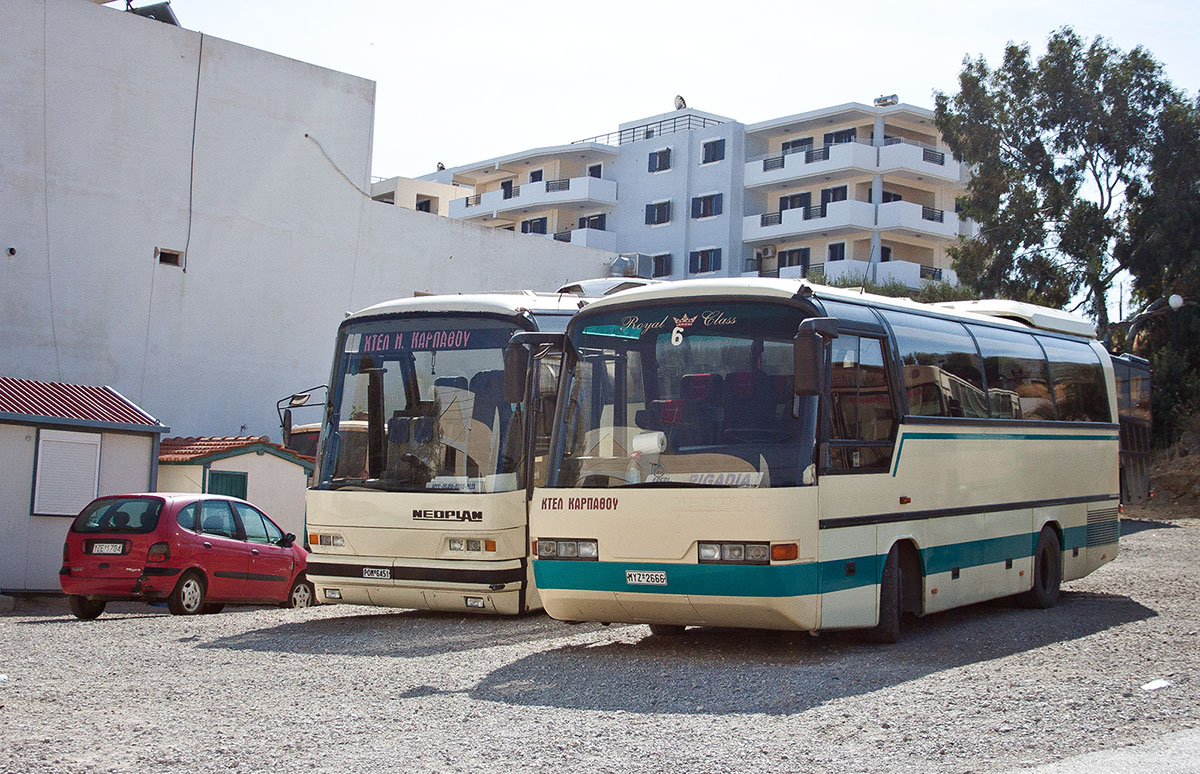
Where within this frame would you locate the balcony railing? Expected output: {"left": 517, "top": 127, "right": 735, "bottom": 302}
{"left": 922, "top": 206, "right": 945, "bottom": 223}
{"left": 553, "top": 231, "right": 572, "bottom": 242}
{"left": 465, "top": 194, "right": 482, "bottom": 207}
{"left": 546, "top": 179, "right": 571, "bottom": 193}
{"left": 503, "top": 186, "right": 519, "bottom": 200}
{"left": 759, "top": 204, "right": 832, "bottom": 228}
{"left": 920, "top": 265, "right": 943, "bottom": 281}
{"left": 744, "top": 257, "right": 824, "bottom": 280}
{"left": 573, "top": 114, "right": 725, "bottom": 147}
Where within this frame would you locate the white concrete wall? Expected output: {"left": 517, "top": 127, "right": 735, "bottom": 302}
{"left": 0, "top": 0, "right": 612, "bottom": 440}
{"left": 158, "top": 453, "right": 309, "bottom": 540}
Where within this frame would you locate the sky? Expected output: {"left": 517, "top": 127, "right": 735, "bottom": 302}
{"left": 160, "top": 0, "right": 1200, "bottom": 182}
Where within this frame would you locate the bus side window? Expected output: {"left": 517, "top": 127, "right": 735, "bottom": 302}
{"left": 828, "top": 336, "right": 895, "bottom": 470}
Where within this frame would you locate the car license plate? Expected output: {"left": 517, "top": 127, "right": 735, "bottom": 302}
{"left": 91, "top": 542, "right": 124, "bottom": 555}
{"left": 362, "top": 567, "right": 391, "bottom": 579}
{"left": 625, "top": 570, "right": 667, "bottom": 586}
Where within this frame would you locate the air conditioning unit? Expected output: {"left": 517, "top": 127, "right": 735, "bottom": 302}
{"left": 757, "top": 245, "right": 776, "bottom": 259}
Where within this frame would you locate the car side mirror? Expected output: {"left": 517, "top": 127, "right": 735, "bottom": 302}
{"left": 279, "top": 532, "right": 296, "bottom": 548}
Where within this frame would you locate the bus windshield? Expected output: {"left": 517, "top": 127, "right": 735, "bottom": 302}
{"left": 317, "top": 315, "right": 529, "bottom": 494}
{"left": 555, "top": 300, "right": 817, "bottom": 488}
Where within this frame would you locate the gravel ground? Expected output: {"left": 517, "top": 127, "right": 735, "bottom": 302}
{"left": 2, "top": 516, "right": 1197, "bottom": 774}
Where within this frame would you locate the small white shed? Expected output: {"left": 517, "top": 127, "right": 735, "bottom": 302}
{"left": 157, "top": 436, "right": 314, "bottom": 539}
{"left": 0, "top": 378, "right": 168, "bottom": 594}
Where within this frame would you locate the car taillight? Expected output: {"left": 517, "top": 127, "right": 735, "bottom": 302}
{"left": 147, "top": 542, "right": 170, "bottom": 562}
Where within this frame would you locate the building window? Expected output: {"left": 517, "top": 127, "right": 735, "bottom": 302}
{"left": 521, "top": 217, "right": 547, "bottom": 234}
{"left": 880, "top": 245, "right": 892, "bottom": 262}
{"left": 33, "top": 429, "right": 101, "bottom": 516}
{"left": 587, "top": 163, "right": 602, "bottom": 179}
{"left": 828, "top": 242, "right": 846, "bottom": 262}
{"left": 415, "top": 199, "right": 433, "bottom": 213}
{"left": 691, "top": 193, "right": 723, "bottom": 219}
{"left": 207, "top": 470, "right": 248, "bottom": 500}
{"left": 652, "top": 253, "right": 672, "bottom": 277}
{"left": 689, "top": 248, "right": 722, "bottom": 274}
{"left": 782, "top": 137, "right": 813, "bottom": 155}
{"left": 779, "top": 192, "right": 811, "bottom": 212}
{"left": 701, "top": 139, "right": 726, "bottom": 164}
{"left": 578, "top": 213, "right": 606, "bottom": 231}
{"left": 648, "top": 148, "right": 671, "bottom": 173}
{"left": 779, "top": 247, "right": 810, "bottom": 269}
{"left": 156, "top": 247, "right": 183, "bottom": 268}
{"left": 529, "top": 169, "right": 544, "bottom": 183}
{"left": 821, "top": 186, "right": 848, "bottom": 205}
{"left": 823, "top": 128, "right": 857, "bottom": 145}
{"left": 501, "top": 180, "right": 515, "bottom": 199}
{"left": 645, "top": 201, "right": 671, "bottom": 225}
{"left": 869, "top": 189, "right": 903, "bottom": 204}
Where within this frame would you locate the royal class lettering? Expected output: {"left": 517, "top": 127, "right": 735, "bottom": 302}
{"left": 701, "top": 311, "right": 737, "bottom": 326}
{"left": 618, "top": 312, "right": 737, "bottom": 335}
{"left": 412, "top": 509, "right": 484, "bottom": 522}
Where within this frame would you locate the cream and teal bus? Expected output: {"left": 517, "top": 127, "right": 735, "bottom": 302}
{"left": 522, "top": 279, "right": 1119, "bottom": 641}
{"left": 304, "top": 291, "right": 587, "bottom": 614}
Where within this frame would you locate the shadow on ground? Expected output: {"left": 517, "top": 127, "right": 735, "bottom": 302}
{"left": 1121, "top": 518, "right": 1182, "bottom": 537}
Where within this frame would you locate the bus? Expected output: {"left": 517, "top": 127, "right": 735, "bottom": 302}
{"left": 1111, "top": 353, "right": 1152, "bottom": 504}
{"left": 304, "top": 290, "right": 586, "bottom": 614}
{"left": 521, "top": 279, "right": 1120, "bottom": 641}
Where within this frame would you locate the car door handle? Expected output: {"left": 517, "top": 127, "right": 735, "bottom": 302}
{"left": 203, "top": 541, "right": 213, "bottom": 548}
{"left": 251, "top": 548, "right": 260, "bottom": 555}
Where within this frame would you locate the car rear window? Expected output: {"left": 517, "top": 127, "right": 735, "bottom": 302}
{"left": 71, "top": 498, "right": 163, "bottom": 534}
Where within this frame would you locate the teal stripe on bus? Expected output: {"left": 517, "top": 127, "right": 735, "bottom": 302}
{"left": 535, "top": 527, "right": 1099, "bottom": 597}
{"left": 890, "top": 431, "right": 1120, "bottom": 476}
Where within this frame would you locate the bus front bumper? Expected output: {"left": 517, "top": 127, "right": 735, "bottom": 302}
{"left": 306, "top": 557, "right": 528, "bottom": 615}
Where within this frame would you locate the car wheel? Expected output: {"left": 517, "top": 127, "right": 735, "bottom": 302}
{"left": 200, "top": 604, "right": 225, "bottom": 614}
{"left": 1017, "top": 527, "right": 1062, "bottom": 609}
{"left": 864, "top": 545, "right": 901, "bottom": 644}
{"left": 647, "top": 623, "right": 686, "bottom": 636}
{"left": 68, "top": 595, "right": 106, "bottom": 621}
{"left": 286, "top": 575, "right": 314, "bottom": 608}
{"left": 168, "top": 571, "right": 206, "bottom": 615}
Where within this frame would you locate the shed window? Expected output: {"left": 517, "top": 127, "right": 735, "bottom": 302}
{"left": 33, "top": 429, "right": 101, "bottom": 516}
{"left": 207, "top": 470, "right": 248, "bottom": 499}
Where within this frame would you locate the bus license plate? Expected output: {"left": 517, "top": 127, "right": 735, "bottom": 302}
{"left": 625, "top": 570, "right": 667, "bottom": 586}
{"left": 362, "top": 568, "right": 391, "bottom": 579}
{"left": 91, "top": 543, "right": 124, "bottom": 555}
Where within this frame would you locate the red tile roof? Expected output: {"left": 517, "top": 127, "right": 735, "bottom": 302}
{"left": 0, "top": 377, "right": 164, "bottom": 430}
{"left": 159, "top": 435, "right": 314, "bottom": 464}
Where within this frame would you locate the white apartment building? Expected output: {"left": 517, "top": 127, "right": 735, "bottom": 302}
{"left": 421, "top": 101, "right": 973, "bottom": 289}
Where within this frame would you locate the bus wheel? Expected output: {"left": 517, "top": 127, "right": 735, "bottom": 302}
{"left": 864, "top": 546, "right": 901, "bottom": 644}
{"left": 1017, "top": 527, "right": 1062, "bottom": 609}
{"left": 648, "top": 624, "right": 686, "bottom": 637}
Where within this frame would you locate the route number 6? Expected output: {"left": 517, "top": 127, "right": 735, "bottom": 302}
{"left": 671, "top": 326, "right": 684, "bottom": 346}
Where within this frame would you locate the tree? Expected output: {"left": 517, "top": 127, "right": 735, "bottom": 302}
{"left": 934, "top": 28, "right": 1181, "bottom": 332}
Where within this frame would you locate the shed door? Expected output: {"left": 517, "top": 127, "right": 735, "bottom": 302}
{"left": 207, "top": 470, "right": 247, "bottom": 499}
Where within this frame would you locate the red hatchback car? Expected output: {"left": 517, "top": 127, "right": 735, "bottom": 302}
{"left": 60, "top": 493, "right": 312, "bottom": 620}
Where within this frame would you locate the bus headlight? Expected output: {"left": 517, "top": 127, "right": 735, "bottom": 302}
{"left": 698, "top": 541, "right": 771, "bottom": 565}
{"left": 449, "top": 538, "right": 497, "bottom": 553}
{"left": 309, "top": 533, "right": 346, "bottom": 548}
{"left": 535, "top": 538, "right": 598, "bottom": 561}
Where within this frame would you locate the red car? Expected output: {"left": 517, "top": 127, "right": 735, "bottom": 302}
{"left": 60, "top": 493, "right": 312, "bottom": 620}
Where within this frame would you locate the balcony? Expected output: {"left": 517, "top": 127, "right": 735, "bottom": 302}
{"left": 745, "top": 141, "right": 877, "bottom": 188}
{"left": 877, "top": 200, "right": 959, "bottom": 240}
{"left": 877, "top": 138, "right": 961, "bottom": 183}
{"left": 743, "top": 198, "right": 875, "bottom": 243}
{"left": 449, "top": 176, "right": 618, "bottom": 220}
{"left": 549, "top": 227, "right": 617, "bottom": 251}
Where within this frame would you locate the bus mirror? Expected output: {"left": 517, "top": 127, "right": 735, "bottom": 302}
{"left": 282, "top": 408, "right": 293, "bottom": 448}
{"left": 504, "top": 344, "right": 529, "bottom": 403}
{"left": 794, "top": 317, "right": 838, "bottom": 397}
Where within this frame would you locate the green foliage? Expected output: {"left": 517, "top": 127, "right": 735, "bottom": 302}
{"left": 935, "top": 27, "right": 1181, "bottom": 331}
{"left": 814, "top": 272, "right": 979, "bottom": 304}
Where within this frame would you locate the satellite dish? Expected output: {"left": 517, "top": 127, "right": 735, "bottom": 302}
{"left": 436, "top": 162, "right": 446, "bottom": 171}
{"left": 674, "top": 95, "right": 687, "bottom": 110}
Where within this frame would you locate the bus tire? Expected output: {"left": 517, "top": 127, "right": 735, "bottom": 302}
{"left": 68, "top": 595, "right": 106, "bottom": 620}
{"left": 864, "top": 546, "right": 901, "bottom": 644}
{"left": 168, "top": 571, "right": 206, "bottom": 616}
{"left": 648, "top": 623, "right": 686, "bottom": 637}
{"left": 1017, "top": 527, "right": 1062, "bottom": 609}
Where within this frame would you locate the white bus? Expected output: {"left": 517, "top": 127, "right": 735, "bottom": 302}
{"left": 523, "top": 279, "right": 1120, "bottom": 641}
{"left": 304, "top": 291, "right": 587, "bottom": 614}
